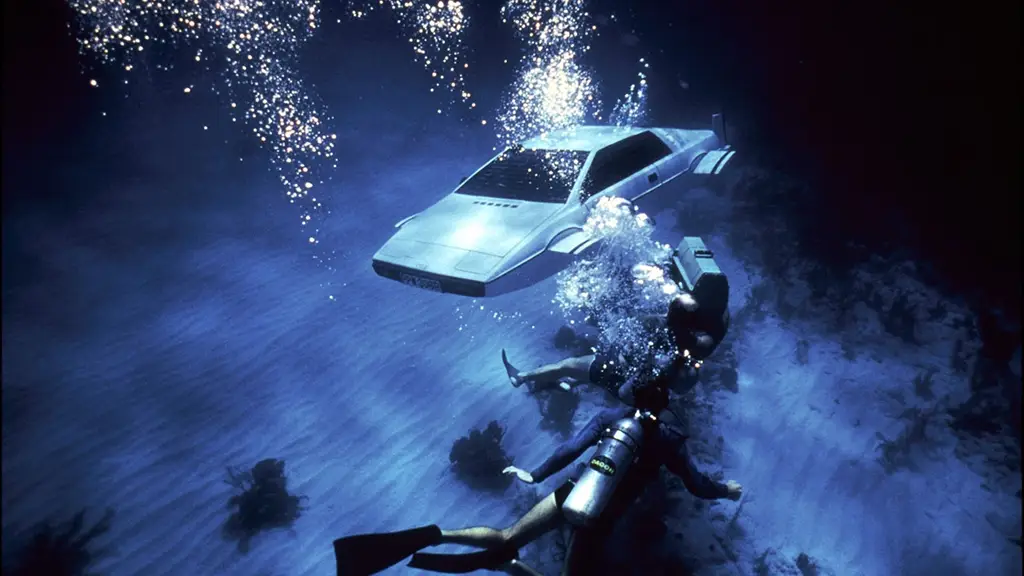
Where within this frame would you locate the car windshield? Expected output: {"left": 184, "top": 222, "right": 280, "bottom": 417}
{"left": 456, "top": 147, "right": 589, "bottom": 204}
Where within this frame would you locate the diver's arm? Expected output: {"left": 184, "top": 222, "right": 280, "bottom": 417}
{"left": 617, "top": 376, "right": 639, "bottom": 405}
{"left": 662, "top": 353, "right": 701, "bottom": 396}
{"left": 662, "top": 435, "right": 731, "bottom": 500}
{"left": 690, "top": 309, "right": 730, "bottom": 359}
{"left": 529, "top": 409, "right": 617, "bottom": 483}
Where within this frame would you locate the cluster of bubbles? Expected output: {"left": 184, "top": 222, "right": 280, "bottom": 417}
{"left": 70, "top": 0, "right": 656, "bottom": 302}
{"left": 608, "top": 63, "right": 650, "bottom": 127}
{"left": 454, "top": 302, "right": 526, "bottom": 340}
{"left": 492, "top": 1, "right": 651, "bottom": 187}
{"left": 496, "top": 0, "right": 602, "bottom": 146}
{"left": 347, "top": 1, "right": 474, "bottom": 113}
{"left": 555, "top": 197, "right": 680, "bottom": 382}
{"left": 69, "top": 0, "right": 338, "bottom": 269}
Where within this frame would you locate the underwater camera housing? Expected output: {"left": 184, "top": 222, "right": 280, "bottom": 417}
{"left": 669, "top": 237, "right": 730, "bottom": 315}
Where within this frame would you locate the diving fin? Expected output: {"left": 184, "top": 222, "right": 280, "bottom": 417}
{"left": 333, "top": 525, "right": 442, "bottom": 575}
{"left": 501, "top": 349, "right": 523, "bottom": 388}
{"left": 408, "top": 546, "right": 519, "bottom": 573}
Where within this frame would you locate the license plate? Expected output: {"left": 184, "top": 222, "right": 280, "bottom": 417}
{"left": 400, "top": 273, "right": 442, "bottom": 292}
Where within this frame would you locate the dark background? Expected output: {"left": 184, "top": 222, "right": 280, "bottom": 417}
{"left": 4, "top": 0, "right": 1020, "bottom": 318}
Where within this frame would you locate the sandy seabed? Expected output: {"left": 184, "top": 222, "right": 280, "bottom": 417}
{"left": 2, "top": 133, "right": 1020, "bottom": 576}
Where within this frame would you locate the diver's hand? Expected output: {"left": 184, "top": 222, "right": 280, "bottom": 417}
{"left": 503, "top": 466, "right": 535, "bottom": 484}
{"left": 725, "top": 480, "right": 743, "bottom": 501}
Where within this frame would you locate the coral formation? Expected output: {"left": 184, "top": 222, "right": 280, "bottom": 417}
{"left": 222, "top": 458, "right": 307, "bottom": 553}
{"left": 795, "top": 339, "right": 811, "bottom": 365}
{"left": 753, "top": 548, "right": 835, "bottom": 576}
{"left": 448, "top": 420, "right": 514, "bottom": 492}
{"left": 880, "top": 291, "right": 919, "bottom": 344}
{"left": 534, "top": 387, "right": 581, "bottom": 438}
{"left": 912, "top": 370, "right": 936, "bottom": 400}
{"left": 875, "top": 406, "right": 942, "bottom": 473}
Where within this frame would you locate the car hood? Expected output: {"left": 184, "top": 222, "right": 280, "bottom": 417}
{"left": 393, "top": 194, "right": 563, "bottom": 258}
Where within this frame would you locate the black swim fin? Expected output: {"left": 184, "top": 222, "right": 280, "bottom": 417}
{"left": 408, "top": 545, "right": 519, "bottom": 573}
{"left": 501, "top": 349, "right": 523, "bottom": 388}
{"left": 333, "top": 525, "right": 442, "bottom": 575}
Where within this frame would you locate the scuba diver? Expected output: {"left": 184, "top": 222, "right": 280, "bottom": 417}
{"left": 502, "top": 235, "right": 730, "bottom": 399}
{"left": 332, "top": 357, "right": 743, "bottom": 576}
{"left": 502, "top": 291, "right": 729, "bottom": 398}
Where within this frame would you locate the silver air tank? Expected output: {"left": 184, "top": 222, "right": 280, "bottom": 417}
{"left": 562, "top": 414, "right": 646, "bottom": 527}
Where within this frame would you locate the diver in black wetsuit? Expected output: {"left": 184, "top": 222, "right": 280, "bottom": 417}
{"left": 503, "top": 290, "right": 730, "bottom": 397}
{"left": 332, "top": 358, "right": 742, "bottom": 576}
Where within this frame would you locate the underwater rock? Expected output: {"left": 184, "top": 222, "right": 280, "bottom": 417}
{"left": 912, "top": 369, "right": 936, "bottom": 400}
{"left": 950, "top": 354, "right": 1022, "bottom": 444}
{"left": 881, "top": 291, "right": 918, "bottom": 344}
{"left": 794, "top": 552, "right": 834, "bottom": 576}
{"left": 222, "top": 458, "right": 307, "bottom": 553}
{"left": 795, "top": 339, "right": 811, "bottom": 365}
{"left": 4, "top": 508, "right": 114, "bottom": 576}
{"left": 449, "top": 420, "right": 514, "bottom": 492}
{"left": 753, "top": 548, "right": 801, "bottom": 576}
{"left": 875, "top": 405, "right": 940, "bottom": 473}
{"left": 976, "top": 307, "right": 1021, "bottom": 365}
{"left": 753, "top": 548, "right": 836, "bottom": 576}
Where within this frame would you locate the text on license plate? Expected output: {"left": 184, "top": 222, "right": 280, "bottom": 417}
{"left": 400, "top": 273, "right": 442, "bottom": 292}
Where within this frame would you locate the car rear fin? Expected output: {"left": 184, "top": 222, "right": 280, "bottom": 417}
{"left": 712, "top": 113, "right": 727, "bottom": 146}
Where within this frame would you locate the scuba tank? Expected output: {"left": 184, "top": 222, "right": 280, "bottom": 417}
{"left": 562, "top": 411, "right": 653, "bottom": 527}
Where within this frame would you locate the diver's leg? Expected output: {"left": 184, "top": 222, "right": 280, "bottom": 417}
{"left": 410, "top": 483, "right": 574, "bottom": 573}
{"left": 440, "top": 490, "right": 563, "bottom": 549}
{"left": 333, "top": 525, "right": 443, "bottom": 575}
{"left": 515, "top": 356, "right": 595, "bottom": 390}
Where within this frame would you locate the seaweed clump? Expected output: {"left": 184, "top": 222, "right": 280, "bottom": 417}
{"left": 535, "top": 388, "right": 581, "bottom": 439}
{"left": 912, "top": 369, "right": 936, "bottom": 400}
{"left": 753, "top": 548, "right": 835, "bottom": 575}
{"left": 4, "top": 509, "right": 114, "bottom": 576}
{"left": 875, "top": 406, "right": 940, "bottom": 473}
{"left": 222, "top": 458, "right": 307, "bottom": 553}
{"left": 867, "top": 289, "right": 918, "bottom": 344}
{"left": 449, "top": 421, "right": 514, "bottom": 492}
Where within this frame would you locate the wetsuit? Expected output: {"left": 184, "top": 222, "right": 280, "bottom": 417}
{"left": 333, "top": 399, "right": 733, "bottom": 576}
{"left": 592, "top": 288, "right": 730, "bottom": 394}
{"left": 529, "top": 406, "right": 731, "bottom": 574}
{"left": 674, "top": 306, "right": 730, "bottom": 361}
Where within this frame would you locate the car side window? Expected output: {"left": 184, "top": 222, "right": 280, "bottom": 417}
{"left": 580, "top": 131, "right": 672, "bottom": 202}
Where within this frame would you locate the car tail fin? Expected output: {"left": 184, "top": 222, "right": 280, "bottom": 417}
{"left": 712, "top": 113, "right": 728, "bottom": 146}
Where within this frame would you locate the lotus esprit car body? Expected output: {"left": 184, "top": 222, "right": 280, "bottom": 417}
{"left": 371, "top": 114, "right": 736, "bottom": 297}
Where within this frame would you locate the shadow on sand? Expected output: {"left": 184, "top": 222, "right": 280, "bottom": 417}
{"left": 3, "top": 508, "right": 115, "bottom": 576}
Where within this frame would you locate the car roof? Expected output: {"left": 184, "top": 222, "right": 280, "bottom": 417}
{"left": 520, "top": 125, "right": 650, "bottom": 152}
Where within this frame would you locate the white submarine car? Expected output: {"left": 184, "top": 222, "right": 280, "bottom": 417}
{"left": 371, "top": 114, "right": 735, "bottom": 297}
